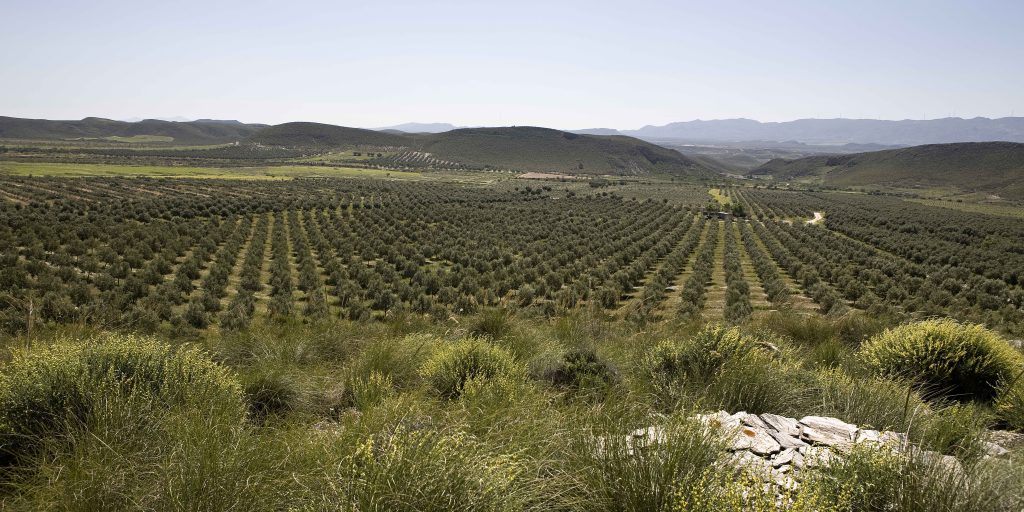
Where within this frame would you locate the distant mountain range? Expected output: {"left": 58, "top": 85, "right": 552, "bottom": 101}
{"left": 375, "top": 122, "right": 460, "bottom": 133}
{"left": 619, "top": 117, "right": 1024, "bottom": 146}
{"left": 380, "top": 117, "right": 1024, "bottom": 146}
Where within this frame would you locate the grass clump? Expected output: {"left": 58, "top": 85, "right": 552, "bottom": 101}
{"left": 420, "top": 338, "right": 523, "bottom": 399}
{"left": 644, "top": 324, "right": 800, "bottom": 413}
{"left": 860, "top": 319, "right": 1024, "bottom": 402}
{"left": 996, "top": 379, "right": 1024, "bottom": 431}
{"left": 0, "top": 332, "right": 243, "bottom": 468}
{"left": 577, "top": 415, "right": 725, "bottom": 511}
{"left": 242, "top": 370, "right": 298, "bottom": 421}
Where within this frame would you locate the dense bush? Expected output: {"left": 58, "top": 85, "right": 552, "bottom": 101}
{"left": 420, "top": 338, "right": 522, "bottom": 399}
{"left": 644, "top": 325, "right": 795, "bottom": 412}
{"left": 0, "top": 333, "right": 243, "bottom": 467}
{"left": 541, "top": 348, "right": 618, "bottom": 390}
{"left": 645, "top": 324, "right": 760, "bottom": 383}
{"left": 860, "top": 320, "right": 1024, "bottom": 402}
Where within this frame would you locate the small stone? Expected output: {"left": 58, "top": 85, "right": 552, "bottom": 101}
{"left": 761, "top": 413, "right": 800, "bottom": 437}
{"left": 799, "top": 416, "right": 857, "bottom": 448}
{"left": 731, "top": 449, "right": 774, "bottom": 475}
{"left": 856, "top": 429, "right": 880, "bottom": 444}
{"left": 982, "top": 441, "right": 1009, "bottom": 458}
{"left": 771, "top": 447, "right": 798, "bottom": 467}
{"left": 988, "top": 430, "right": 1024, "bottom": 450}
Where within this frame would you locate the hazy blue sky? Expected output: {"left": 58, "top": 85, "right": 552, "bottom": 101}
{"left": 2, "top": 0, "right": 1022, "bottom": 129}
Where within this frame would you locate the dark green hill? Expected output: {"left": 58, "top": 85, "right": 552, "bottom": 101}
{"left": 416, "top": 126, "right": 716, "bottom": 177}
{"left": 0, "top": 116, "right": 264, "bottom": 144}
{"left": 248, "top": 122, "right": 409, "bottom": 148}
{"left": 751, "top": 142, "right": 1024, "bottom": 199}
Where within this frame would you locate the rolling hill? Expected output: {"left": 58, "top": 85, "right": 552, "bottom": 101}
{"left": 414, "top": 126, "right": 717, "bottom": 177}
{"left": 750, "top": 142, "right": 1024, "bottom": 200}
{"left": 246, "top": 122, "right": 409, "bottom": 148}
{"left": 245, "top": 123, "right": 718, "bottom": 177}
{"left": 0, "top": 116, "right": 265, "bottom": 144}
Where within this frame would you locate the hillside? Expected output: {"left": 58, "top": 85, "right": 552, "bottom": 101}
{"left": 751, "top": 142, "right": 1024, "bottom": 199}
{"left": 0, "top": 116, "right": 264, "bottom": 144}
{"left": 627, "top": 117, "right": 1024, "bottom": 146}
{"left": 247, "top": 122, "right": 409, "bottom": 148}
{"left": 416, "top": 126, "right": 716, "bottom": 177}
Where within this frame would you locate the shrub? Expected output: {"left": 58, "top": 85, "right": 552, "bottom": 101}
{"left": 468, "top": 308, "right": 513, "bottom": 340}
{"left": 0, "top": 333, "right": 243, "bottom": 467}
{"left": 420, "top": 338, "right": 522, "bottom": 399}
{"left": 645, "top": 324, "right": 758, "bottom": 384}
{"left": 541, "top": 348, "right": 618, "bottom": 390}
{"left": 802, "top": 444, "right": 1002, "bottom": 512}
{"left": 644, "top": 325, "right": 797, "bottom": 413}
{"left": 860, "top": 319, "right": 1024, "bottom": 402}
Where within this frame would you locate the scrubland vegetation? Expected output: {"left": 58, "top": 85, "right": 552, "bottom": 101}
{"left": 0, "top": 311, "right": 1022, "bottom": 510}
{"left": 1, "top": 163, "right": 1023, "bottom": 509}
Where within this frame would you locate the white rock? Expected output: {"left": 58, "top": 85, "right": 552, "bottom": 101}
{"left": 761, "top": 413, "right": 800, "bottom": 437}
{"left": 625, "top": 426, "right": 665, "bottom": 453}
{"left": 799, "top": 416, "right": 857, "bottom": 448}
{"left": 982, "top": 441, "right": 1009, "bottom": 458}
{"left": 768, "top": 429, "right": 808, "bottom": 450}
{"left": 730, "top": 426, "right": 782, "bottom": 455}
{"left": 740, "top": 413, "right": 768, "bottom": 430}
{"left": 697, "top": 410, "right": 740, "bottom": 431}
{"left": 918, "top": 450, "right": 965, "bottom": 478}
{"left": 771, "top": 447, "right": 798, "bottom": 467}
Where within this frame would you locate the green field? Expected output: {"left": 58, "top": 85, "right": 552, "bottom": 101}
{"left": 0, "top": 161, "right": 423, "bottom": 180}
{"left": 907, "top": 198, "right": 1024, "bottom": 218}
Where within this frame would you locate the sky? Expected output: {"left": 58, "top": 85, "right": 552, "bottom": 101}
{"left": 1, "top": 0, "right": 1022, "bottom": 129}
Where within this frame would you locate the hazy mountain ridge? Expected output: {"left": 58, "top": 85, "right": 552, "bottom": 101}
{"left": 626, "top": 117, "right": 1024, "bottom": 145}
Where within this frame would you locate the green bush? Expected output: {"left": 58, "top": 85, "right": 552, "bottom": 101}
{"left": 468, "top": 308, "right": 513, "bottom": 340}
{"left": 803, "top": 444, "right": 1002, "bottom": 512}
{"left": 645, "top": 324, "right": 758, "bottom": 384}
{"left": 996, "top": 380, "right": 1024, "bottom": 431}
{"left": 644, "top": 325, "right": 797, "bottom": 412}
{"left": 0, "top": 333, "right": 243, "bottom": 467}
{"left": 541, "top": 348, "right": 618, "bottom": 390}
{"left": 860, "top": 320, "right": 1024, "bottom": 402}
{"left": 420, "top": 338, "right": 522, "bottom": 399}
